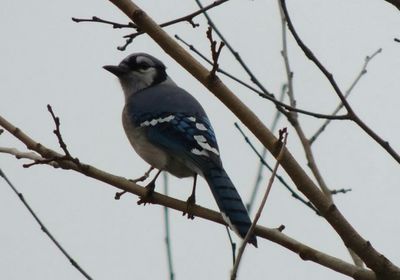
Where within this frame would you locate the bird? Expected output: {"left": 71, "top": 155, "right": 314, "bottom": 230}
{"left": 103, "top": 53, "right": 257, "bottom": 247}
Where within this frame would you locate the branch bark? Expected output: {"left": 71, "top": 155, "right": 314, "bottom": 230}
{"left": 104, "top": 0, "right": 400, "bottom": 278}
{"left": 0, "top": 114, "right": 375, "bottom": 280}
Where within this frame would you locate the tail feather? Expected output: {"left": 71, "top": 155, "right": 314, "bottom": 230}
{"left": 204, "top": 166, "right": 257, "bottom": 247}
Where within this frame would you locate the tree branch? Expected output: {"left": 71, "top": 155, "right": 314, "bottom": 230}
{"left": 280, "top": 0, "right": 400, "bottom": 165}
{"left": 175, "top": 34, "right": 349, "bottom": 120}
{"left": 231, "top": 129, "right": 288, "bottom": 280}
{"left": 0, "top": 113, "right": 376, "bottom": 280}
{"left": 309, "top": 48, "right": 382, "bottom": 145}
{"left": 104, "top": 1, "right": 400, "bottom": 278}
{"left": 0, "top": 169, "right": 93, "bottom": 280}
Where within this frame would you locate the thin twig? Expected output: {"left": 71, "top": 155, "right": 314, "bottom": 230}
{"left": 0, "top": 168, "right": 93, "bottom": 280}
{"left": 278, "top": 1, "right": 333, "bottom": 200}
{"left": 309, "top": 48, "right": 382, "bottom": 145}
{"left": 162, "top": 173, "right": 175, "bottom": 280}
{"left": 234, "top": 123, "right": 319, "bottom": 215}
{"left": 206, "top": 26, "right": 225, "bottom": 76}
{"left": 22, "top": 105, "right": 81, "bottom": 169}
{"left": 47, "top": 105, "right": 72, "bottom": 159}
{"left": 225, "top": 227, "right": 236, "bottom": 265}
{"left": 278, "top": 0, "right": 362, "bottom": 267}
{"left": 231, "top": 129, "right": 288, "bottom": 280}
{"left": 0, "top": 147, "right": 49, "bottom": 163}
{"left": 72, "top": 16, "right": 137, "bottom": 28}
{"left": 247, "top": 85, "right": 286, "bottom": 213}
{"left": 331, "top": 188, "right": 352, "bottom": 195}
{"left": 194, "top": 0, "right": 271, "bottom": 95}
{"left": 175, "top": 34, "right": 348, "bottom": 120}
{"left": 280, "top": 0, "right": 400, "bottom": 164}
{"left": 115, "top": 0, "right": 228, "bottom": 50}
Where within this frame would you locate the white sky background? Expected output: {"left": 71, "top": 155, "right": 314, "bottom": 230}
{"left": 1, "top": 0, "right": 400, "bottom": 279}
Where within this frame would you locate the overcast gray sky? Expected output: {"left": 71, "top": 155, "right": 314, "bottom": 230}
{"left": 1, "top": 1, "right": 400, "bottom": 279}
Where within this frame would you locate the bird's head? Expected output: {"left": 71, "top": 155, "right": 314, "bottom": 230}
{"left": 103, "top": 53, "right": 170, "bottom": 98}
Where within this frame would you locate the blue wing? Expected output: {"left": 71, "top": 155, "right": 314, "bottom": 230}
{"left": 134, "top": 112, "right": 222, "bottom": 169}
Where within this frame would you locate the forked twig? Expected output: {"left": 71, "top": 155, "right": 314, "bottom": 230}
{"left": 206, "top": 27, "right": 224, "bottom": 76}
{"left": 309, "top": 48, "right": 382, "bottom": 145}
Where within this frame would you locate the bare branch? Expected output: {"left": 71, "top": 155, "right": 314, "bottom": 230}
{"left": 234, "top": 123, "right": 318, "bottom": 214}
{"left": 280, "top": 0, "right": 400, "bottom": 165}
{"left": 0, "top": 146, "right": 47, "bottom": 162}
{"left": 247, "top": 86, "right": 286, "bottom": 213}
{"left": 104, "top": 0, "right": 400, "bottom": 277}
{"left": 231, "top": 128, "right": 288, "bottom": 280}
{"left": 106, "top": 0, "right": 229, "bottom": 50}
{"left": 162, "top": 173, "right": 175, "bottom": 280}
{"left": 331, "top": 188, "right": 352, "bottom": 195}
{"left": 175, "top": 34, "right": 349, "bottom": 120}
{"left": 0, "top": 112, "right": 377, "bottom": 280}
{"left": 72, "top": 16, "right": 137, "bottom": 28}
{"left": 193, "top": 0, "right": 271, "bottom": 96}
{"left": 0, "top": 168, "right": 93, "bottom": 280}
{"left": 278, "top": 1, "right": 333, "bottom": 201}
{"left": 309, "top": 48, "right": 383, "bottom": 145}
{"left": 206, "top": 26, "right": 224, "bottom": 77}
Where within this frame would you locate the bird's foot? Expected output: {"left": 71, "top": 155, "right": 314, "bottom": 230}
{"left": 130, "top": 167, "right": 153, "bottom": 184}
{"left": 137, "top": 181, "right": 156, "bottom": 205}
{"left": 182, "top": 194, "right": 196, "bottom": 220}
{"left": 115, "top": 177, "right": 149, "bottom": 200}
{"left": 115, "top": 169, "right": 154, "bottom": 200}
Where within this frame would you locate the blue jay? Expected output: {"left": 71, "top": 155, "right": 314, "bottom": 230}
{"left": 104, "top": 53, "right": 257, "bottom": 247}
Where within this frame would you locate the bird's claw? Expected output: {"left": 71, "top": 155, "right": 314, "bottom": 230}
{"left": 182, "top": 195, "right": 196, "bottom": 219}
{"left": 137, "top": 181, "right": 156, "bottom": 205}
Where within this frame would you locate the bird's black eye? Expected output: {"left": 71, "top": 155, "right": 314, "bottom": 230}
{"left": 138, "top": 63, "right": 151, "bottom": 71}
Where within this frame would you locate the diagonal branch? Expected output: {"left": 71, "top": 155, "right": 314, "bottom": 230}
{"left": 0, "top": 169, "right": 93, "bottom": 280}
{"left": 175, "top": 34, "right": 349, "bottom": 120}
{"left": 280, "top": 0, "right": 400, "bottom": 165}
{"left": 234, "top": 123, "right": 318, "bottom": 214}
{"left": 231, "top": 129, "right": 288, "bottom": 280}
{"left": 104, "top": 1, "right": 400, "bottom": 278}
{"left": 309, "top": 48, "right": 382, "bottom": 145}
{"left": 0, "top": 113, "right": 376, "bottom": 280}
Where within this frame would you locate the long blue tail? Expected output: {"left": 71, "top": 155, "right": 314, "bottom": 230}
{"left": 203, "top": 165, "right": 257, "bottom": 247}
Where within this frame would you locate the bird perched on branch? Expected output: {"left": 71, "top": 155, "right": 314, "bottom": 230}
{"left": 104, "top": 53, "right": 257, "bottom": 247}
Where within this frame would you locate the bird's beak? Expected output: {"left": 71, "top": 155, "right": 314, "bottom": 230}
{"left": 103, "top": 64, "right": 129, "bottom": 77}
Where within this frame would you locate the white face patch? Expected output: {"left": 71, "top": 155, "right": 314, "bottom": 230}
{"left": 140, "top": 115, "right": 175, "bottom": 127}
{"left": 136, "top": 55, "right": 155, "bottom": 67}
{"left": 191, "top": 134, "right": 220, "bottom": 156}
{"left": 187, "top": 117, "right": 196, "bottom": 122}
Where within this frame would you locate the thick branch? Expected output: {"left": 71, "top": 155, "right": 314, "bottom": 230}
{"left": 0, "top": 114, "right": 375, "bottom": 280}
{"left": 105, "top": 1, "right": 400, "bottom": 278}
